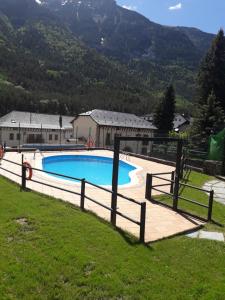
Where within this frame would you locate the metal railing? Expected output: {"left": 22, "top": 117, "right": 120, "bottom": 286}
{"left": 145, "top": 172, "right": 214, "bottom": 222}
{"left": 0, "top": 157, "right": 146, "bottom": 243}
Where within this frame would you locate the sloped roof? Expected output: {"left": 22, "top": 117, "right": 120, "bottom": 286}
{"left": 141, "top": 113, "right": 189, "bottom": 129}
{"left": 79, "top": 110, "right": 156, "bottom": 130}
{"left": 173, "top": 114, "right": 189, "bottom": 129}
{"left": 0, "top": 111, "right": 73, "bottom": 130}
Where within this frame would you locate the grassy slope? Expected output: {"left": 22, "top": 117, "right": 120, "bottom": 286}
{"left": 0, "top": 175, "right": 224, "bottom": 300}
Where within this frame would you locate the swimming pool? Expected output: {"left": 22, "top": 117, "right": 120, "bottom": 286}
{"left": 42, "top": 155, "right": 137, "bottom": 186}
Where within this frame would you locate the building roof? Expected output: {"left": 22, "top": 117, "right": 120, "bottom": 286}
{"left": 0, "top": 111, "right": 73, "bottom": 130}
{"left": 173, "top": 114, "right": 189, "bottom": 130}
{"left": 141, "top": 113, "right": 189, "bottom": 130}
{"left": 78, "top": 110, "right": 156, "bottom": 130}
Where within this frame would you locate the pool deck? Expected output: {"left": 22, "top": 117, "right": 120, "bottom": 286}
{"left": 0, "top": 150, "right": 202, "bottom": 242}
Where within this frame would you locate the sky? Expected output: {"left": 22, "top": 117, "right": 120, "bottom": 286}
{"left": 117, "top": 0, "right": 225, "bottom": 34}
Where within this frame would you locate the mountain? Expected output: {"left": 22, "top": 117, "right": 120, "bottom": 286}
{"left": 0, "top": 0, "right": 153, "bottom": 117}
{"left": 0, "top": 0, "right": 215, "bottom": 117}
{"left": 38, "top": 0, "right": 214, "bottom": 65}
{"left": 38, "top": 0, "right": 215, "bottom": 106}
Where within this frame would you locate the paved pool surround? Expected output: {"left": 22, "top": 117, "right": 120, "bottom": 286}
{"left": 0, "top": 150, "right": 202, "bottom": 242}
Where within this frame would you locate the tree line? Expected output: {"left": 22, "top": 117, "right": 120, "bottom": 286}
{"left": 153, "top": 29, "right": 225, "bottom": 151}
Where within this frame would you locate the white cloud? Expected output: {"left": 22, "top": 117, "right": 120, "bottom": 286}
{"left": 169, "top": 3, "right": 182, "bottom": 11}
{"left": 122, "top": 5, "right": 137, "bottom": 11}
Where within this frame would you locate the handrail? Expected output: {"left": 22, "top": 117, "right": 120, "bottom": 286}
{"left": 116, "top": 192, "right": 142, "bottom": 206}
{"left": 179, "top": 182, "right": 211, "bottom": 193}
{"left": 30, "top": 178, "right": 81, "bottom": 196}
{"left": 116, "top": 210, "right": 140, "bottom": 226}
{"left": 85, "top": 195, "right": 113, "bottom": 212}
{"left": 151, "top": 187, "right": 173, "bottom": 197}
{"left": 2, "top": 158, "right": 22, "bottom": 167}
{"left": 151, "top": 172, "right": 174, "bottom": 176}
{"left": 2, "top": 157, "right": 83, "bottom": 182}
{"left": 152, "top": 175, "right": 174, "bottom": 183}
{"left": 2, "top": 157, "right": 142, "bottom": 207}
{"left": 31, "top": 166, "right": 83, "bottom": 182}
{"left": 146, "top": 171, "right": 214, "bottom": 222}
{"left": 178, "top": 195, "right": 208, "bottom": 208}
{"left": 0, "top": 166, "right": 22, "bottom": 178}
{"left": 152, "top": 183, "right": 171, "bottom": 188}
{"left": 85, "top": 180, "right": 113, "bottom": 194}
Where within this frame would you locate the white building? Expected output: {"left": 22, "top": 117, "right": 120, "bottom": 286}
{"left": 0, "top": 111, "right": 74, "bottom": 147}
{"left": 71, "top": 110, "right": 156, "bottom": 154}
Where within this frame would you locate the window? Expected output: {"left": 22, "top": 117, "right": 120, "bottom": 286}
{"left": 142, "top": 134, "right": 149, "bottom": 146}
{"left": 9, "top": 133, "right": 14, "bottom": 140}
{"left": 55, "top": 134, "right": 58, "bottom": 141}
{"left": 16, "top": 133, "right": 21, "bottom": 140}
{"left": 105, "top": 133, "right": 111, "bottom": 146}
{"left": 142, "top": 147, "right": 147, "bottom": 155}
{"left": 27, "top": 134, "right": 35, "bottom": 143}
{"left": 49, "top": 134, "right": 52, "bottom": 141}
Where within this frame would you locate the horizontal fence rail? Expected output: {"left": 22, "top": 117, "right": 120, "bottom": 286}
{"left": 0, "top": 157, "right": 146, "bottom": 243}
{"left": 145, "top": 172, "right": 214, "bottom": 222}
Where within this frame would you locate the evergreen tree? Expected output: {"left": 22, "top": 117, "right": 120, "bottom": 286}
{"left": 154, "top": 85, "right": 176, "bottom": 135}
{"left": 192, "top": 91, "right": 225, "bottom": 150}
{"left": 198, "top": 29, "right": 225, "bottom": 111}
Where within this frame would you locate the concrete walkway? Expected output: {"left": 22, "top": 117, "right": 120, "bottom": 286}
{"left": 0, "top": 150, "right": 202, "bottom": 243}
{"left": 203, "top": 180, "right": 225, "bottom": 205}
{"left": 187, "top": 230, "right": 224, "bottom": 242}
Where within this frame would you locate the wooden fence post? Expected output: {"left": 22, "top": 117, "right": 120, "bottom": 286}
{"left": 208, "top": 190, "right": 214, "bottom": 221}
{"left": 180, "top": 156, "right": 184, "bottom": 179}
{"left": 145, "top": 174, "right": 152, "bottom": 200}
{"left": 21, "top": 154, "right": 26, "bottom": 190}
{"left": 170, "top": 171, "right": 175, "bottom": 194}
{"left": 140, "top": 202, "right": 146, "bottom": 243}
{"left": 80, "top": 179, "right": 85, "bottom": 211}
{"left": 173, "top": 140, "right": 183, "bottom": 210}
{"left": 111, "top": 137, "right": 120, "bottom": 226}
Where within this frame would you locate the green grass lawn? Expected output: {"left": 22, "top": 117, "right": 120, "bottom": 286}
{"left": 0, "top": 174, "right": 225, "bottom": 300}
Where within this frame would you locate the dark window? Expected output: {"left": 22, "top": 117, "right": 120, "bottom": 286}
{"left": 55, "top": 134, "right": 58, "bottom": 141}
{"left": 27, "top": 134, "right": 35, "bottom": 143}
{"left": 105, "top": 133, "right": 111, "bottom": 146}
{"left": 142, "top": 147, "right": 147, "bottom": 155}
{"left": 9, "top": 133, "right": 14, "bottom": 140}
{"left": 16, "top": 133, "right": 21, "bottom": 140}
{"left": 36, "top": 135, "right": 43, "bottom": 143}
{"left": 142, "top": 134, "right": 149, "bottom": 146}
{"left": 49, "top": 134, "right": 52, "bottom": 141}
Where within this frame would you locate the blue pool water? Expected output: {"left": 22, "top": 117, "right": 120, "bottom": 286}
{"left": 42, "top": 155, "right": 136, "bottom": 185}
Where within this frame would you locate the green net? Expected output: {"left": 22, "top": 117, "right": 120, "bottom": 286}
{"left": 208, "top": 128, "right": 225, "bottom": 161}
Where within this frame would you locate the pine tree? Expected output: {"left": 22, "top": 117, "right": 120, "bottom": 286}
{"left": 198, "top": 29, "right": 225, "bottom": 111}
{"left": 192, "top": 91, "right": 225, "bottom": 150}
{"left": 154, "top": 85, "right": 176, "bottom": 135}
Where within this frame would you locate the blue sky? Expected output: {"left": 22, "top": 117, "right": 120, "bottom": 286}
{"left": 117, "top": 0, "right": 225, "bottom": 34}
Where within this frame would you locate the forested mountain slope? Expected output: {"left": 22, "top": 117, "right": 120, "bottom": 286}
{"left": 0, "top": 0, "right": 214, "bottom": 116}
